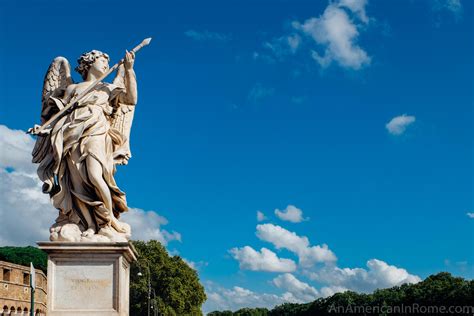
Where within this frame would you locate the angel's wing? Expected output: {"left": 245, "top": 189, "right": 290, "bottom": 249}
{"left": 111, "top": 65, "right": 136, "bottom": 165}
{"left": 40, "top": 57, "right": 73, "bottom": 123}
{"left": 32, "top": 57, "right": 73, "bottom": 191}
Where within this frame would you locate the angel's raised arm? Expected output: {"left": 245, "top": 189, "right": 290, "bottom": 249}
{"left": 112, "top": 51, "right": 137, "bottom": 106}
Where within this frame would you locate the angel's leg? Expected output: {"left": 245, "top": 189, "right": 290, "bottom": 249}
{"left": 68, "top": 151, "right": 97, "bottom": 233}
{"left": 86, "top": 156, "right": 113, "bottom": 216}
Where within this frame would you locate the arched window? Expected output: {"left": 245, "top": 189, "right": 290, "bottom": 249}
{"left": 2, "top": 305, "right": 8, "bottom": 314}
{"left": 24, "top": 307, "right": 29, "bottom": 315}
{"left": 10, "top": 306, "right": 15, "bottom": 314}
{"left": 17, "top": 306, "right": 22, "bottom": 314}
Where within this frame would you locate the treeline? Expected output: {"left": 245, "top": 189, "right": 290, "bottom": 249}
{"left": 0, "top": 246, "right": 47, "bottom": 273}
{"left": 209, "top": 272, "right": 474, "bottom": 316}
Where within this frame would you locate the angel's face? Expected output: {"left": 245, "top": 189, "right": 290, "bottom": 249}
{"left": 90, "top": 56, "right": 109, "bottom": 77}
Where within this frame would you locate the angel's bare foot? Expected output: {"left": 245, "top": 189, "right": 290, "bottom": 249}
{"left": 82, "top": 228, "right": 95, "bottom": 237}
{"left": 110, "top": 217, "right": 128, "bottom": 233}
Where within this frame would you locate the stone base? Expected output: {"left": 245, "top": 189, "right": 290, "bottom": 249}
{"left": 38, "top": 242, "right": 137, "bottom": 316}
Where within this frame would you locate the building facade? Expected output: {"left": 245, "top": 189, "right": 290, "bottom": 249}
{"left": 0, "top": 261, "right": 47, "bottom": 315}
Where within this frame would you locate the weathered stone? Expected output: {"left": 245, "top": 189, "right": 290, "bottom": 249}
{"left": 0, "top": 260, "right": 47, "bottom": 315}
{"left": 38, "top": 242, "right": 137, "bottom": 316}
{"left": 30, "top": 39, "right": 151, "bottom": 242}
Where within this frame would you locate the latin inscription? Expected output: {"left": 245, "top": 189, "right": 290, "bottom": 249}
{"left": 70, "top": 278, "right": 111, "bottom": 291}
{"left": 52, "top": 261, "right": 115, "bottom": 311}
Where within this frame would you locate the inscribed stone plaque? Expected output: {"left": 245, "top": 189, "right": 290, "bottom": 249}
{"left": 53, "top": 261, "right": 115, "bottom": 311}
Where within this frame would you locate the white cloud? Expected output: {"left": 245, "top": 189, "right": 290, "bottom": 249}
{"left": 182, "top": 258, "right": 208, "bottom": 271}
{"left": 0, "top": 125, "right": 37, "bottom": 173}
{"left": 339, "top": 0, "right": 369, "bottom": 23}
{"left": 256, "top": 224, "right": 337, "bottom": 266}
{"left": 275, "top": 205, "right": 307, "bottom": 223}
{"left": 252, "top": 0, "right": 379, "bottom": 72}
{"left": 257, "top": 210, "right": 267, "bottom": 222}
{"left": 466, "top": 212, "right": 474, "bottom": 219}
{"left": 0, "top": 125, "right": 56, "bottom": 245}
{"left": 307, "top": 259, "right": 421, "bottom": 293}
{"left": 273, "top": 273, "right": 319, "bottom": 303}
{"left": 257, "top": 0, "right": 372, "bottom": 70}
{"left": 203, "top": 284, "right": 288, "bottom": 313}
{"left": 121, "top": 208, "right": 181, "bottom": 245}
{"left": 0, "top": 124, "right": 180, "bottom": 247}
{"left": 0, "top": 168, "right": 57, "bottom": 246}
{"left": 385, "top": 114, "right": 416, "bottom": 135}
{"left": 184, "top": 30, "right": 230, "bottom": 42}
{"left": 219, "top": 215, "right": 420, "bottom": 311}
{"left": 230, "top": 246, "right": 297, "bottom": 272}
{"left": 320, "top": 285, "right": 349, "bottom": 297}
{"left": 295, "top": 1, "right": 371, "bottom": 70}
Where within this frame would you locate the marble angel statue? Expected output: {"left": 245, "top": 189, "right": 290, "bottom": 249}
{"left": 30, "top": 39, "right": 151, "bottom": 242}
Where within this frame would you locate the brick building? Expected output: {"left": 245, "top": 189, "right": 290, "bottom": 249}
{"left": 0, "top": 261, "right": 47, "bottom": 315}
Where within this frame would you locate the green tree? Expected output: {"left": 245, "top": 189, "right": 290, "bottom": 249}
{"left": 259, "top": 272, "right": 473, "bottom": 316}
{"left": 0, "top": 246, "right": 47, "bottom": 273}
{"left": 207, "top": 311, "right": 233, "bottom": 316}
{"left": 130, "top": 240, "right": 206, "bottom": 315}
{"left": 234, "top": 307, "right": 269, "bottom": 316}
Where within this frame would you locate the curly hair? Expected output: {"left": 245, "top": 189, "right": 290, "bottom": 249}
{"left": 75, "top": 50, "right": 110, "bottom": 80}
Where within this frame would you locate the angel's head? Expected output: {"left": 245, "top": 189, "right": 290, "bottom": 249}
{"left": 75, "top": 50, "right": 110, "bottom": 80}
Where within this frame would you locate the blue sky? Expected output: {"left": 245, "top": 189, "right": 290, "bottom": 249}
{"left": 0, "top": 0, "right": 472, "bottom": 312}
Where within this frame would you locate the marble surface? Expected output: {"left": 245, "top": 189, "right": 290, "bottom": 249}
{"left": 30, "top": 39, "right": 152, "bottom": 242}
{"left": 38, "top": 242, "right": 137, "bottom": 316}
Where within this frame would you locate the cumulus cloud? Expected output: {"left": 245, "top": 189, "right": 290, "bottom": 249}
{"left": 121, "top": 208, "right": 181, "bottom": 245}
{"left": 295, "top": 0, "right": 371, "bottom": 70}
{"left": 203, "top": 284, "right": 288, "bottom": 313}
{"left": 256, "top": 224, "right": 337, "bottom": 266}
{"left": 222, "top": 218, "right": 420, "bottom": 311}
{"left": 0, "top": 124, "right": 180, "bottom": 246}
{"left": 182, "top": 258, "right": 208, "bottom": 271}
{"left": 257, "top": 210, "right": 267, "bottom": 222}
{"left": 385, "top": 114, "right": 416, "bottom": 135}
{"left": 230, "top": 246, "right": 297, "bottom": 273}
{"left": 273, "top": 273, "right": 319, "bottom": 303}
{"left": 307, "top": 259, "right": 421, "bottom": 293}
{"left": 257, "top": 0, "right": 372, "bottom": 70}
{"left": 0, "top": 125, "right": 37, "bottom": 174}
{"left": 0, "top": 125, "right": 56, "bottom": 245}
{"left": 275, "top": 205, "right": 307, "bottom": 223}
{"left": 0, "top": 167, "right": 57, "bottom": 246}
{"left": 466, "top": 212, "right": 474, "bottom": 219}
{"left": 339, "top": 0, "right": 369, "bottom": 23}
{"left": 184, "top": 30, "right": 230, "bottom": 42}
{"left": 319, "top": 285, "right": 350, "bottom": 297}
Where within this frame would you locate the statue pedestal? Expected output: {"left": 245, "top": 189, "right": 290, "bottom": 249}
{"left": 38, "top": 242, "right": 137, "bottom": 316}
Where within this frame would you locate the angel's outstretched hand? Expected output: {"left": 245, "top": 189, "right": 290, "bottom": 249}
{"left": 27, "top": 124, "right": 50, "bottom": 136}
{"left": 124, "top": 50, "right": 135, "bottom": 70}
